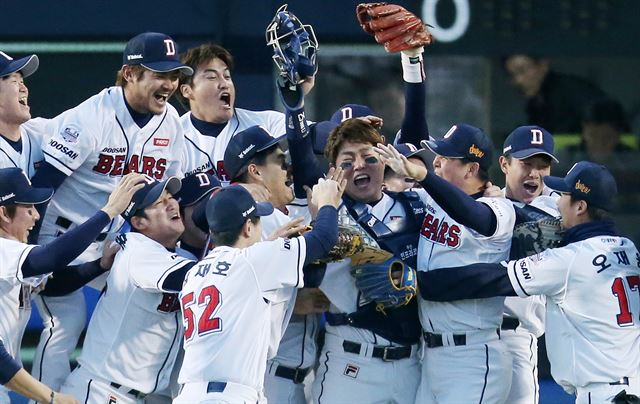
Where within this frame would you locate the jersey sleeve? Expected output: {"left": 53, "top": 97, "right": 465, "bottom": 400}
{"left": 245, "top": 236, "right": 307, "bottom": 293}
{"left": 506, "top": 247, "right": 574, "bottom": 298}
{"left": 478, "top": 196, "right": 516, "bottom": 240}
{"left": 41, "top": 110, "right": 98, "bottom": 175}
{"left": 0, "top": 239, "right": 37, "bottom": 283}
{"left": 123, "top": 235, "right": 195, "bottom": 292}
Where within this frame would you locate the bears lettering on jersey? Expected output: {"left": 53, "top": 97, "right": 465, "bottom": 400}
{"left": 92, "top": 153, "right": 167, "bottom": 179}
{"left": 420, "top": 213, "right": 461, "bottom": 247}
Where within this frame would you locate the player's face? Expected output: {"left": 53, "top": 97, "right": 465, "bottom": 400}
{"left": 1, "top": 204, "right": 39, "bottom": 243}
{"left": 501, "top": 155, "right": 552, "bottom": 204}
{"left": 126, "top": 69, "right": 179, "bottom": 115}
{"left": 335, "top": 141, "right": 384, "bottom": 203}
{"left": 0, "top": 72, "right": 31, "bottom": 126}
{"left": 138, "top": 190, "right": 184, "bottom": 247}
{"left": 180, "top": 203, "right": 208, "bottom": 250}
{"left": 432, "top": 155, "right": 470, "bottom": 190}
{"left": 182, "top": 58, "right": 235, "bottom": 124}
{"left": 505, "top": 55, "right": 548, "bottom": 98}
{"left": 557, "top": 193, "right": 579, "bottom": 229}
{"left": 259, "top": 148, "right": 294, "bottom": 208}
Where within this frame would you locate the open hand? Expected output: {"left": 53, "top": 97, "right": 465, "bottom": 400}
{"left": 373, "top": 143, "right": 428, "bottom": 181}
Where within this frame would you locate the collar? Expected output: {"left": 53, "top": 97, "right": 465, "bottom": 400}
{"left": 470, "top": 190, "right": 484, "bottom": 200}
{"left": 122, "top": 92, "right": 153, "bottom": 128}
{"left": 190, "top": 114, "right": 227, "bottom": 138}
{"left": 561, "top": 220, "right": 619, "bottom": 246}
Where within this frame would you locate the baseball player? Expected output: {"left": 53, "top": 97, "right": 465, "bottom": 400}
{"left": 375, "top": 124, "right": 516, "bottom": 404}
{"left": 174, "top": 180, "right": 342, "bottom": 403}
{"left": 29, "top": 32, "right": 192, "bottom": 392}
{"left": 0, "top": 51, "right": 47, "bottom": 178}
{"left": 60, "top": 176, "right": 198, "bottom": 403}
{"left": 0, "top": 169, "right": 143, "bottom": 404}
{"left": 177, "top": 44, "right": 288, "bottom": 181}
{"left": 420, "top": 161, "right": 640, "bottom": 403}
{"left": 499, "top": 125, "right": 560, "bottom": 404}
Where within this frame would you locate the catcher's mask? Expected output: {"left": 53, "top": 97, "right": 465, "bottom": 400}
{"left": 266, "top": 4, "right": 318, "bottom": 84}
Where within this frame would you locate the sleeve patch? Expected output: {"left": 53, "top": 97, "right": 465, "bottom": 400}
{"left": 60, "top": 125, "right": 81, "bottom": 144}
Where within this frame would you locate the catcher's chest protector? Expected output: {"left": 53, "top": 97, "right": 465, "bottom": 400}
{"left": 343, "top": 191, "right": 426, "bottom": 268}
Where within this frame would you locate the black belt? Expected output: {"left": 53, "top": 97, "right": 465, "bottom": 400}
{"left": 610, "top": 377, "right": 630, "bottom": 386}
{"left": 207, "top": 381, "right": 227, "bottom": 393}
{"left": 501, "top": 316, "right": 520, "bottom": 330}
{"left": 423, "top": 331, "right": 466, "bottom": 348}
{"left": 274, "top": 365, "right": 311, "bottom": 384}
{"left": 109, "top": 382, "right": 146, "bottom": 399}
{"left": 56, "top": 216, "right": 107, "bottom": 242}
{"left": 342, "top": 340, "right": 412, "bottom": 361}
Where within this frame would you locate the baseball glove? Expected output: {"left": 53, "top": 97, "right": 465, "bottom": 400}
{"left": 351, "top": 258, "right": 417, "bottom": 309}
{"left": 511, "top": 218, "right": 564, "bottom": 259}
{"left": 356, "top": 2, "right": 433, "bottom": 53}
{"left": 317, "top": 224, "right": 393, "bottom": 265}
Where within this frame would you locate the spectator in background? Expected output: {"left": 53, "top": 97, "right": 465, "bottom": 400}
{"left": 505, "top": 54, "right": 606, "bottom": 133}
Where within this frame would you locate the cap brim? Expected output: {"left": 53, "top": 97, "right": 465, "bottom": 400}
{"left": 192, "top": 197, "right": 210, "bottom": 234}
{"left": 255, "top": 201, "right": 274, "bottom": 217}
{"left": 256, "top": 134, "right": 286, "bottom": 153}
{"left": 1, "top": 55, "right": 39, "bottom": 78}
{"left": 510, "top": 148, "right": 559, "bottom": 163}
{"left": 141, "top": 177, "right": 182, "bottom": 209}
{"left": 140, "top": 62, "right": 194, "bottom": 75}
{"left": 543, "top": 175, "right": 571, "bottom": 193}
{"left": 420, "top": 139, "right": 465, "bottom": 158}
{"left": 14, "top": 186, "right": 53, "bottom": 205}
{"left": 406, "top": 149, "right": 434, "bottom": 170}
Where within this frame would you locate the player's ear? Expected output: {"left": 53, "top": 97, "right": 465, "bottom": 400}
{"left": 130, "top": 216, "right": 146, "bottom": 232}
{"left": 0, "top": 206, "right": 10, "bottom": 223}
{"left": 247, "top": 163, "right": 262, "bottom": 180}
{"left": 498, "top": 156, "right": 509, "bottom": 174}
{"left": 180, "top": 83, "right": 193, "bottom": 100}
{"left": 466, "top": 161, "right": 480, "bottom": 179}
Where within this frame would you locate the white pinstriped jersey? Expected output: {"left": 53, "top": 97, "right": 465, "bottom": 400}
{"left": 178, "top": 236, "right": 306, "bottom": 391}
{"left": 504, "top": 192, "right": 560, "bottom": 337}
{"left": 507, "top": 235, "right": 640, "bottom": 391}
{"left": 39, "top": 86, "right": 184, "bottom": 253}
{"left": 416, "top": 190, "right": 516, "bottom": 332}
{"left": 0, "top": 239, "right": 38, "bottom": 361}
{"left": 0, "top": 119, "right": 49, "bottom": 177}
{"left": 77, "top": 233, "right": 194, "bottom": 394}
{"left": 180, "top": 109, "right": 285, "bottom": 182}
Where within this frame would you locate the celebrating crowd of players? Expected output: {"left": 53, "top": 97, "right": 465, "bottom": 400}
{"left": 0, "top": 5, "right": 639, "bottom": 404}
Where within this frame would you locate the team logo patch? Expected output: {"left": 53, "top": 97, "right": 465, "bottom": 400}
{"left": 281, "top": 238, "right": 291, "bottom": 251}
{"left": 575, "top": 179, "right": 591, "bottom": 194}
{"left": 468, "top": 143, "right": 485, "bottom": 158}
{"left": 344, "top": 364, "right": 359, "bottom": 378}
{"left": 60, "top": 126, "right": 80, "bottom": 144}
{"left": 153, "top": 138, "right": 170, "bottom": 147}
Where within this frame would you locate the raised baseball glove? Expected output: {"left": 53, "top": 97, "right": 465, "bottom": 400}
{"left": 317, "top": 224, "right": 393, "bottom": 265}
{"left": 511, "top": 218, "right": 564, "bottom": 259}
{"left": 351, "top": 258, "right": 417, "bottom": 310}
{"left": 356, "top": 2, "right": 433, "bottom": 52}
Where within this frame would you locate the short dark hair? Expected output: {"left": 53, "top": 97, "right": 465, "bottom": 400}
{"left": 459, "top": 158, "right": 490, "bottom": 184}
{"left": 324, "top": 119, "right": 383, "bottom": 165}
{"left": 176, "top": 44, "right": 234, "bottom": 109}
{"left": 2, "top": 205, "right": 17, "bottom": 219}
{"left": 570, "top": 195, "right": 611, "bottom": 221}
{"left": 115, "top": 65, "right": 145, "bottom": 87}
{"left": 211, "top": 216, "right": 259, "bottom": 247}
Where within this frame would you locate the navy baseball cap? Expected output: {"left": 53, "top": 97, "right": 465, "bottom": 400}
{"left": 0, "top": 51, "right": 39, "bottom": 78}
{"left": 503, "top": 125, "right": 558, "bottom": 162}
{"left": 421, "top": 123, "right": 494, "bottom": 170}
{"left": 174, "top": 173, "right": 221, "bottom": 208}
{"left": 312, "top": 104, "right": 376, "bottom": 154}
{"left": 123, "top": 32, "right": 193, "bottom": 75}
{"left": 223, "top": 125, "right": 284, "bottom": 180}
{"left": 206, "top": 185, "right": 274, "bottom": 232}
{"left": 0, "top": 168, "right": 53, "bottom": 206}
{"left": 543, "top": 161, "right": 617, "bottom": 211}
{"left": 122, "top": 176, "right": 182, "bottom": 221}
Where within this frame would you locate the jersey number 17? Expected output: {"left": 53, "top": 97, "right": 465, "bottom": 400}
{"left": 612, "top": 275, "right": 640, "bottom": 327}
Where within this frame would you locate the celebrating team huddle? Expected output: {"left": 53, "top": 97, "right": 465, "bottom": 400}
{"left": 0, "top": 3, "right": 638, "bottom": 404}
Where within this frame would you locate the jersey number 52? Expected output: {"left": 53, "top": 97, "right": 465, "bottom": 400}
{"left": 181, "top": 285, "right": 223, "bottom": 342}
{"left": 612, "top": 275, "right": 640, "bottom": 327}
